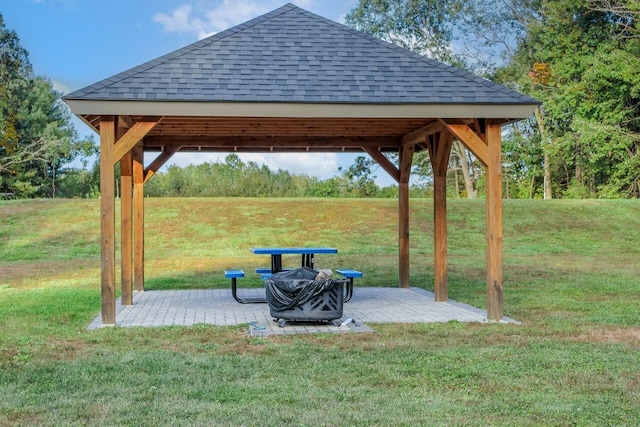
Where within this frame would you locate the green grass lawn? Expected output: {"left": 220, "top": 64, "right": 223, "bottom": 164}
{"left": 1, "top": 198, "right": 639, "bottom": 426}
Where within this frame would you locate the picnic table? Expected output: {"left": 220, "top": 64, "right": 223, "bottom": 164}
{"left": 226, "top": 247, "right": 361, "bottom": 305}
{"left": 250, "top": 247, "right": 338, "bottom": 273}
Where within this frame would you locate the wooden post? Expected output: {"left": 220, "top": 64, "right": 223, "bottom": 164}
{"left": 120, "top": 148, "right": 133, "bottom": 305}
{"left": 398, "top": 181, "right": 410, "bottom": 288}
{"left": 430, "top": 132, "right": 453, "bottom": 301}
{"left": 133, "top": 143, "right": 145, "bottom": 292}
{"left": 486, "top": 120, "right": 504, "bottom": 320}
{"left": 398, "top": 143, "right": 414, "bottom": 288}
{"left": 99, "top": 119, "right": 116, "bottom": 324}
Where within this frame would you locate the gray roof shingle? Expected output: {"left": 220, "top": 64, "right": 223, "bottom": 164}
{"left": 64, "top": 3, "right": 538, "bottom": 105}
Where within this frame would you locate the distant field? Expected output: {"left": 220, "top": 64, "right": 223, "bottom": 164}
{"left": 1, "top": 198, "right": 639, "bottom": 425}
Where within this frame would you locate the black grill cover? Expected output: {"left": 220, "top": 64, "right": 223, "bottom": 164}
{"left": 265, "top": 267, "right": 338, "bottom": 312}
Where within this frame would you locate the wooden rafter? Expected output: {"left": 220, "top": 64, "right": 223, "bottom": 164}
{"left": 363, "top": 147, "right": 400, "bottom": 183}
{"left": 143, "top": 146, "right": 182, "bottom": 184}
{"left": 439, "top": 118, "right": 489, "bottom": 166}
{"left": 402, "top": 121, "right": 442, "bottom": 145}
{"left": 113, "top": 119, "right": 162, "bottom": 164}
{"left": 119, "top": 115, "right": 134, "bottom": 129}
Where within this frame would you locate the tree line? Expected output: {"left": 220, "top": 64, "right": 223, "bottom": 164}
{"left": 347, "top": 0, "right": 640, "bottom": 199}
{"left": 2, "top": 2, "right": 639, "bottom": 199}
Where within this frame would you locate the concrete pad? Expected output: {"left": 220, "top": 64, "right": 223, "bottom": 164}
{"left": 87, "top": 287, "right": 518, "bottom": 334}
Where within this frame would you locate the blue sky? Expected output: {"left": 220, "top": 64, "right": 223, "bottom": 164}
{"left": 1, "top": 0, "right": 401, "bottom": 186}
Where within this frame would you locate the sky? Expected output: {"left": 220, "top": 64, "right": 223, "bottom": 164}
{"left": 0, "top": 0, "right": 404, "bottom": 186}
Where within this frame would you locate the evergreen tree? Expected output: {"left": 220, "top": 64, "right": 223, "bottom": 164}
{"left": 0, "top": 13, "right": 92, "bottom": 197}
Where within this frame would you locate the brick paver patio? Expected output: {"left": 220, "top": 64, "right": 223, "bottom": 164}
{"left": 88, "top": 287, "right": 518, "bottom": 335}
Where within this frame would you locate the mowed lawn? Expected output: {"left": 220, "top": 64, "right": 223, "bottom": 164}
{"left": 1, "top": 197, "right": 639, "bottom": 426}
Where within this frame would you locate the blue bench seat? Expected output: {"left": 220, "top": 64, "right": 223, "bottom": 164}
{"left": 336, "top": 269, "right": 362, "bottom": 302}
{"left": 225, "top": 269, "right": 245, "bottom": 279}
{"left": 336, "top": 269, "right": 363, "bottom": 279}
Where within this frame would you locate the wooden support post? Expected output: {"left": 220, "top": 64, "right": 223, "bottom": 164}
{"left": 99, "top": 119, "right": 116, "bottom": 324}
{"left": 486, "top": 120, "right": 504, "bottom": 320}
{"left": 120, "top": 149, "right": 133, "bottom": 305}
{"left": 398, "top": 181, "right": 410, "bottom": 288}
{"left": 430, "top": 132, "right": 453, "bottom": 301}
{"left": 398, "top": 143, "right": 414, "bottom": 288}
{"left": 133, "top": 143, "right": 145, "bottom": 292}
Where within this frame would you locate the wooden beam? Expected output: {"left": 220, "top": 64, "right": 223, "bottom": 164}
{"left": 398, "top": 143, "right": 414, "bottom": 288}
{"left": 363, "top": 147, "right": 400, "bottom": 183}
{"left": 133, "top": 143, "right": 145, "bottom": 292}
{"left": 113, "top": 121, "right": 160, "bottom": 164}
{"left": 99, "top": 119, "right": 116, "bottom": 325}
{"left": 120, "top": 149, "right": 133, "bottom": 306}
{"left": 143, "top": 135, "right": 399, "bottom": 148}
{"left": 486, "top": 119, "right": 504, "bottom": 320}
{"left": 439, "top": 119, "right": 489, "bottom": 166}
{"left": 119, "top": 115, "right": 134, "bottom": 129}
{"left": 402, "top": 121, "right": 443, "bottom": 145}
{"left": 143, "top": 146, "right": 182, "bottom": 184}
{"left": 430, "top": 132, "right": 453, "bottom": 302}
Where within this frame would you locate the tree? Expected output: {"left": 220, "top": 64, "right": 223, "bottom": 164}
{"left": 346, "top": 0, "right": 483, "bottom": 198}
{"left": 342, "top": 155, "right": 380, "bottom": 197}
{"left": 497, "top": 0, "right": 640, "bottom": 198}
{"left": 346, "top": 0, "right": 464, "bottom": 64}
{"left": 0, "top": 13, "right": 91, "bottom": 197}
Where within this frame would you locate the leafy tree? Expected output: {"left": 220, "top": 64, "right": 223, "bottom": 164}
{"left": 346, "top": 0, "right": 464, "bottom": 65}
{"left": 0, "top": 13, "right": 91, "bottom": 197}
{"left": 346, "top": 0, "right": 485, "bottom": 198}
{"left": 342, "top": 155, "right": 380, "bottom": 197}
{"left": 497, "top": 0, "right": 640, "bottom": 198}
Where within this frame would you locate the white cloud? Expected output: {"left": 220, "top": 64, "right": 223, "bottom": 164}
{"left": 159, "top": 152, "right": 339, "bottom": 179}
{"left": 52, "top": 80, "right": 71, "bottom": 94}
{"left": 153, "top": 5, "right": 195, "bottom": 33}
{"left": 152, "top": 1, "right": 323, "bottom": 40}
{"left": 153, "top": 0, "right": 276, "bottom": 39}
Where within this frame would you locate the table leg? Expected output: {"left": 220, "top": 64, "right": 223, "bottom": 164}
{"left": 301, "top": 254, "right": 314, "bottom": 269}
{"left": 271, "top": 254, "right": 282, "bottom": 273}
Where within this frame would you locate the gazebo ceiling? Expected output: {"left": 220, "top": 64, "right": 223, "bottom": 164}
{"left": 80, "top": 115, "right": 438, "bottom": 153}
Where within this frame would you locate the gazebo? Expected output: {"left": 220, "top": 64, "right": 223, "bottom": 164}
{"left": 64, "top": 4, "right": 539, "bottom": 326}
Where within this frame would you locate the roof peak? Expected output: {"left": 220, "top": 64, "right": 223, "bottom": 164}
{"left": 64, "top": 3, "right": 538, "bottom": 107}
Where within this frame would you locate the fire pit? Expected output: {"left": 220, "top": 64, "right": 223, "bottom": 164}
{"left": 264, "top": 267, "right": 347, "bottom": 325}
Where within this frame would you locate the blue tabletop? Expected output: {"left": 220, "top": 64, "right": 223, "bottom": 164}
{"left": 251, "top": 247, "right": 338, "bottom": 255}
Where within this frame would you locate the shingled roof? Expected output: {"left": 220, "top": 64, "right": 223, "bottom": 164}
{"left": 64, "top": 3, "right": 537, "bottom": 108}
